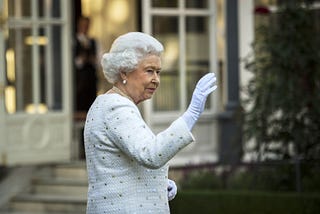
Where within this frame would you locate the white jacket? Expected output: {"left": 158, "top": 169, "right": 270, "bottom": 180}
{"left": 84, "top": 93, "right": 194, "bottom": 213}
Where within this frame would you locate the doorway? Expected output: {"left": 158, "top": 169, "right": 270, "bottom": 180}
{"left": 0, "top": 0, "right": 73, "bottom": 166}
{"left": 72, "top": 0, "right": 141, "bottom": 160}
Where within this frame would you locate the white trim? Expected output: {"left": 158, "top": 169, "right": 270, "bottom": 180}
{"left": 222, "top": 0, "right": 228, "bottom": 106}
{"left": 0, "top": 0, "right": 7, "bottom": 164}
{"left": 150, "top": 8, "right": 211, "bottom": 16}
{"left": 31, "top": 0, "right": 40, "bottom": 106}
{"left": 7, "top": 19, "right": 64, "bottom": 26}
{"left": 142, "top": 0, "right": 152, "bottom": 125}
{"left": 179, "top": 0, "right": 186, "bottom": 111}
{"left": 142, "top": 0, "right": 151, "bottom": 33}
{"left": 239, "top": 0, "right": 254, "bottom": 94}
{"left": 45, "top": 1, "right": 53, "bottom": 109}
{"left": 209, "top": 0, "right": 219, "bottom": 112}
{"left": 61, "top": 0, "right": 72, "bottom": 115}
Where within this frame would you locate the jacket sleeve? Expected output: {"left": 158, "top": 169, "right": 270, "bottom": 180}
{"left": 104, "top": 98, "right": 194, "bottom": 169}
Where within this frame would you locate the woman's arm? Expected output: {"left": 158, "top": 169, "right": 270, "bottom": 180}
{"left": 104, "top": 97, "right": 194, "bottom": 169}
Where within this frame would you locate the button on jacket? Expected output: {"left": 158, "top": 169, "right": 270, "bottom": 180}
{"left": 84, "top": 93, "right": 194, "bottom": 213}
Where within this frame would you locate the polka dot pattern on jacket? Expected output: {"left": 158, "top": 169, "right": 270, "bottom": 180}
{"left": 84, "top": 93, "right": 194, "bottom": 213}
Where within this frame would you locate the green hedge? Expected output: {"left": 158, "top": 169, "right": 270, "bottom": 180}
{"left": 169, "top": 191, "right": 320, "bottom": 214}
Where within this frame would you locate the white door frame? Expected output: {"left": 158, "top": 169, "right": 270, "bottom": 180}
{"left": 0, "top": 0, "right": 7, "bottom": 165}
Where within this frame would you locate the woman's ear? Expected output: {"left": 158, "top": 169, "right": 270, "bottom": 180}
{"left": 120, "top": 72, "right": 127, "bottom": 81}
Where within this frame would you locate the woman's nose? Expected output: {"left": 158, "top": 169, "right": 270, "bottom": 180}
{"left": 153, "top": 72, "right": 160, "bottom": 83}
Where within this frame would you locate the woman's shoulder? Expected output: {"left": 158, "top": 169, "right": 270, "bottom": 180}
{"left": 97, "top": 93, "right": 132, "bottom": 103}
{"left": 88, "top": 93, "right": 141, "bottom": 121}
{"left": 93, "top": 93, "right": 137, "bottom": 110}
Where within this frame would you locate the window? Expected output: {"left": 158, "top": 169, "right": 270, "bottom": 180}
{"left": 4, "top": 0, "right": 66, "bottom": 113}
{"left": 143, "top": 0, "right": 218, "bottom": 118}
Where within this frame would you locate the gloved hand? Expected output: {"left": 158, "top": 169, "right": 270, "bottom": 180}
{"left": 167, "top": 179, "right": 177, "bottom": 201}
{"left": 182, "top": 73, "right": 217, "bottom": 130}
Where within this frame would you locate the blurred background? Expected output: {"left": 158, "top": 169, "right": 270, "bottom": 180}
{"left": 0, "top": 0, "right": 319, "bottom": 213}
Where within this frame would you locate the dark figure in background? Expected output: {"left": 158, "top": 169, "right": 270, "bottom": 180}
{"left": 74, "top": 16, "right": 97, "bottom": 112}
{"left": 74, "top": 16, "right": 97, "bottom": 159}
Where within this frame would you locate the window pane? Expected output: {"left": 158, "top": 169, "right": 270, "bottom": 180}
{"left": 186, "top": 0, "right": 208, "bottom": 9}
{"left": 51, "top": 25, "right": 63, "bottom": 110}
{"left": 39, "top": 29, "right": 47, "bottom": 106}
{"left": 38, "top": 0, "right": 61, "bottom": 18}
{"left": 152, "top": 16, "right": 180, "bottom": 111}
{"left": 4, "top": 25, "right": 63, "bottom": 114}
{"left": 8, "top": 0, "right": 32, "bottom": 17}
{"left": 5, "top": 28, "right": 33, "bottom": 113}
{"left": 186, "top": 16, "right": 211, "bottom": 109}
{"left": 152, "top": 0, "right": 178, "bottom": 8}
{"left": 39, "top": 25, "right": 63, "bottom": 110}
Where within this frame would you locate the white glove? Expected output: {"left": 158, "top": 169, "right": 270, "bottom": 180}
{"left": 167, "top": 179, "right": 177, "bottom": 201}
{"left": 182, "top": 73, "right": 217, "bottom": 130}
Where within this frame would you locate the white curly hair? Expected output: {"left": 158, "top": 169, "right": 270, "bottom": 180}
{"left": 101, "top": 32, "right": 164, "bottom": 84}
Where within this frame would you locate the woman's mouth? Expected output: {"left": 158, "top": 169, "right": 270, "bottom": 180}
{"left": 147, "top": 88, "right": 156, "bottom": 93}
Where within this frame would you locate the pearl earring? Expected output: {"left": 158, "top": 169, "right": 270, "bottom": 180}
{"left": 122, "top": 79, "right": 127, "bottom": 85}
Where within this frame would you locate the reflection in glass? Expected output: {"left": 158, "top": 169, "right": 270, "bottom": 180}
{"left": 186, "top": 16, "right": 211, "bottom": 109}
{"left": 4, "top": 25, "right": 63, "bottom": 114}
{"left": 5, "top": 28, "right": 33, "bottom": 113}
{"left": 5, "top": 50, "right": 16, "bottom": 113}
{"left": 8, "top": 0, "right": 32, "bottom": 17}
{"left": 152, "top": 16, "right": 179, "bottom": 111}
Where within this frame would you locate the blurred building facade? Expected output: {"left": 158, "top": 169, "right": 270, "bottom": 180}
{"left": 1, "top": 0, "right": 309, "bottom": 167}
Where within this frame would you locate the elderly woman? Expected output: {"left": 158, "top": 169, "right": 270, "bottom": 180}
{"left": 84, "top": 32, "right": 217, "bottom": 213}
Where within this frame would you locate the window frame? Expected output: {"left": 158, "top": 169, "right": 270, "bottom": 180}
{"left": 142, "top": 0, "right": 219, "bottom": 125}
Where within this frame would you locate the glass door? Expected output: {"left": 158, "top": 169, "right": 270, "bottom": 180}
{"left": 0, "top": 0, "right": 72, "bottom": 166}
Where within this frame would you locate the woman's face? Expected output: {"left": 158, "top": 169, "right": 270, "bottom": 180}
{"left": 123, "top": 54, "right": 161, "bottom": 104}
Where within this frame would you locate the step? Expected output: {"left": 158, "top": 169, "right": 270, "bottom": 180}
{"left": 0, "top": 167, "right": 36, "bottom": 209}
{"left": 10, "top": 194, "right": 86, "bottom": 213}
{"left": 51, "top": 163, "right": 87, "bottom": 180}
{"left": 31, "top": 178, "right": 88, "bottom": 196}
{"left": 0, "top": 162, "right": 89, "bottom": 213}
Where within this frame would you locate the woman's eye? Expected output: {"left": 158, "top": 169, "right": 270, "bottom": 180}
{"left": 146, "top": 69, "right": 161, "bottom": 75}
{"left": 146, "top": 69, "right": 155, "bottom": 74}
